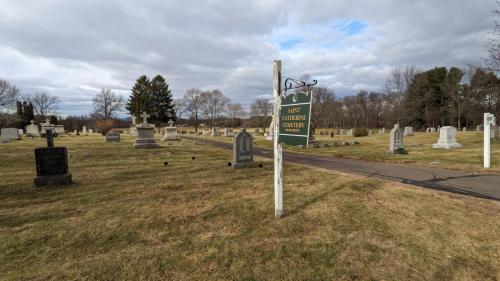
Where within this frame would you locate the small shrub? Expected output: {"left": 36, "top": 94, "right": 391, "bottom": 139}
{"left": 353, "top": 127, "right": 368, "bottom": 137}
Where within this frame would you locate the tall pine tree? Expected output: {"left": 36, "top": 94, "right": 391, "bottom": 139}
{"left": 127, "top": 74, "right": 176, "bottom": 125}
{"left": 127, "top": 75, "right": 152, "bottom": 120}
{"left": 150, "top": 75, "right": 175, "bottom": 125}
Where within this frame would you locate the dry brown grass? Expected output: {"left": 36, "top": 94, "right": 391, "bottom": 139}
{"left": 0, "top": 134, "right": 499, "bottom": 280}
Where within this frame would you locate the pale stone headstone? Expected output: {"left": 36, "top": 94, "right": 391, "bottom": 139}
{"left": 89, "top": 129, "right": 93, "bottom": 134}
{"left": 106, "top": 131, "right": 120, "bottom": 142}
{"left": 54, "top": 125, "right": 65, "bottom": 135}
{"left": 231, "top": 128, "right": 254, "bottom": 169}
{"left": 404, "top": 126, "right": 413, "bottom": 136}
{"left": 267, "top": 114, "right": 275, "bottom": 140}
{"left": 18, "top": 129, "right": 23, "bottom": 136}
{"left": 134, "top": 112, "right": 159, "bottom": 148}
{"left": 82, "top": 126, "right": 87, "bottom": 135}
{"left": 340, "top": 129, "right": 344, "bottom": 135}
{"left": 224, "top": 128, "right": 234, "bottom": 137}
{"left": 73, "top": 130, "right": 77, "bottom": 135}
{"left": 40, "top": 118, "right": 55, "bottom": 136}
{"left": 162, "top": 120, "right": 179, "bottom": 141}
{"left": 389, "top": 124, "right": 404, "bottom": 154}
{"left": 1, "top": 128, "right": 21, "bottom": 140}
{"left": 432, "top": 126, "right": 462, "bottom": 149}
{"left": 26, "top": 120, "right": 40, "bottom": 137}
{"left": 211, "top": 127, "right": 220, "bottom": 137}
{"left": 490, "top": 126, "right": 498, "bottom": 139}
{"left": 462, "top": 127, "right": 467, "bottom": 132}
{"left": 347, "top": 129, "right": 353, "bottom": 136}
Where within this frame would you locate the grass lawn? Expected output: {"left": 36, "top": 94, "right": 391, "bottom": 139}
{"left": 1, "top": 135, "right": 500, "bottom": 280}
{"left": 202, "top": 129, "right": 500, "bottom": 173}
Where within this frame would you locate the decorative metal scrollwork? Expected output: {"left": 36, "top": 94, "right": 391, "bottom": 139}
{"left": 282, "top": 77, "right": 317, "bottom": 94}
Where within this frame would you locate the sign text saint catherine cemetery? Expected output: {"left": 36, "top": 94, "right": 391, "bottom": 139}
{"left": 278, "top": 91, "right": 313, "bottom": 147}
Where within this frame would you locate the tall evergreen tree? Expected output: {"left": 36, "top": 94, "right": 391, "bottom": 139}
{"left": 126, "top": 75, "right": 152, "bottom": 119}
{"left": 150, "top": 75, "right": 175, "bottom": 125}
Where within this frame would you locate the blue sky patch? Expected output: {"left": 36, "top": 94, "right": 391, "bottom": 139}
{"left": 333, "top": 19, "right": 367, "bottom": 36}
{"left": 279, "top": 38, "right": 303, "bottom": 49}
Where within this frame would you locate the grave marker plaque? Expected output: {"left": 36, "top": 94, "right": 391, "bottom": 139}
{"left": 33, "top": 130, "right": 72, "bottom": 186}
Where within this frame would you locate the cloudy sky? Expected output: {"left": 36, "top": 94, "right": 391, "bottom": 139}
{"left": 0, "top": 0, "right": 495, "bottom": 115}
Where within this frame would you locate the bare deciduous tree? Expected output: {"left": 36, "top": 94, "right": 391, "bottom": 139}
{"left": 0, "top": 79, "right": 19, "bottom": 108}
{"left": 385, "top": 66, "right": 417, "bottom": 123}
{"left": 27, "top": 92, "right": 58, "bottom": 118}
{"left": 250, "top": 98, "right": 272, "bottom": 132}
{"left": 92, "top": 88, "right": 125, "bottom": 119}
{"left": 173, "top": 98, "right": 187, "bottom": 121}
{"left": 226, "top": 103, "right": 245, "bottom": 127}
{"left": 200, "top": 89, "right": 229, "bottom": 127}
{"left": 183, "top": 88, "right": 203, "bottom": 132}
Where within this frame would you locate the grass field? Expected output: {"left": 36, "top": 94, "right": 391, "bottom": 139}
{"left": 204, "top": 129, "right": 500, "bottom": 173}
{"left": 1, "top": 135, "right": 500, "bottom": 280}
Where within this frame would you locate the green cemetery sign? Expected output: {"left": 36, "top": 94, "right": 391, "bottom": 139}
{"left": 278, "top": 91, "right": 312, "bottom": 146}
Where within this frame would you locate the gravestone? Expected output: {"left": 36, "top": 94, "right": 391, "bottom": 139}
{"left": 162, "top": 120, "right": 179, "bottom": 141}
{"left": 1, "top": 128, "right": 21, "bottom": 140}
{"left": 26, "top": 120, "right": 40, "bottom": 137}
{"left": 404, "top": 126, "right": 413, "bottom": 136}
{"left": 88, "top": 129, "right": 93, "bottom": 134}
{"left": 54, "top": 125, "right": 65, "bottom": 135}
{"left": 231, "top": 129, "right": 256, "bottom": 169}
{"left": 18, "top": 129, "right": 24, "bottom": 136}
{"left": 462, "top": 127, "right": 467, "bottom": 132}
{"left": 40, "top": 118, "right": 56, "bottom": 136}
{"left": 389, "top": 124, "right": 405, "bottom": 154}
{"left": 224, "top": 128, "right": 234, "bottom": 137}
{"left": 82, "top": 126, "right": 87, "bottom": 135}
{"left": 134, "top": 112, "right": 159, "bottom": 148}
{"left": 34, "top": 130, "right": 72, "bottom": 187}
{"left": 211, "top": 127, "right": 220, "bottom": 137}
{"left": 347, "top": 129, "right": 353, "bottom": 136}
{"left": 340, "top": 129, "right": 344, "bottom": 135}
{"left": 432, "top": 126, "right": 462, "bottom": 149}
{"left": 106, "top": 131, "right": 121, "bottom": 142}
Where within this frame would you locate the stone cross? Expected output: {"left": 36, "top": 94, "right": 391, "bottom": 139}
{"left": 45, "top": 118, "right": 51, "bottom": 125}
{"left": 30, "top": 120, "right": 35, "bottom": 125}
{"left": 46, "top": 130, "right": 54, "bottom": 148}
{"left": 168, "top": 120, "right": 174, "bottom": 127}
{"left": 140, "top": 112, "right": 150, "bottom": 124}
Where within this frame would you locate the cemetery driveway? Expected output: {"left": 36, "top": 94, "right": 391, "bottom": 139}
{"left": 184, "top": 137, "right": 500, "bottom": 201}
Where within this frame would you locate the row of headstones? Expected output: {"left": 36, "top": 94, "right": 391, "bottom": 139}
{"left": 1, "top": 120, "right": 68, "bottom": 142}
{"left": 389, "top": 125, "right": 464, "bottom": 153}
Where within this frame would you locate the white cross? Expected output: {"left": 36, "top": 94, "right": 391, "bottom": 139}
{"left": 168, "top": 120, "right": 174, "bottom": 127}
{"left": 140, "top": 112, "right": 150, "bottom": 124}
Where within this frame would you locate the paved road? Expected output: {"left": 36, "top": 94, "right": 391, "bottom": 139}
{"left": 183, "top": 136, "right": 500, "bottom": 201}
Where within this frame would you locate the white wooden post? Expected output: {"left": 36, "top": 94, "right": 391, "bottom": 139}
{"left": 273, "top": 60, "right": 283, "bottom": 218}
{"left": 484, "top": 113, "right": 495, "bottom": 168}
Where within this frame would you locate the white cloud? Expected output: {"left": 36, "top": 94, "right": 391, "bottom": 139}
{"left": 0, "top": 0, "right": 494, "bottom": 115}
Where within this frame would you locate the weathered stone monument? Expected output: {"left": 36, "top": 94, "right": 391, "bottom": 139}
{"left": 162, "top": 120, "right": 179, "bottom": 141}
{"left": 40, "top": 118, "right": 56, "bottom": 136}
{"left": 404, "top": 126, "right": 413, "bottom": 136}
{"left": 88, "top": 129, "right": 93, "bottom": 134}
{"left": 432, "top": 126, "right": 462, "bottom": 149}
{"left": 231, "top": 128, "right": 256, "bottom": 169}
{"left": 34, "top": 130, "right": 72, "bottom": 187}
{"left": 1, "top": 128, "right": 21, "bottom": 141}
{"left": 54, "top": 125, "right": 65, "bottom": 135}
{"left": 106, "top": 131, "right": 120, "bottom": 142}
{"left": 389, "top": 124, "right": 405, "bottom": 154}
{"left": 134, "top": 112, "right": 159, "bottom": 148}
{"left": 26, "top": 120, "right": 40, "bottom": 137}
{"left": 224, "top": 128, "right": 234, "bottom": 137}
{"left": 82, "top": 126, "right": 87, "bottom": 135}
{"left": 347, "top": 129, "right": 353, "bottom": 136}
{"left": 211, "top": 127, "right": 220, "bottom": 137}
{"left": 129, "top": 117, "right": 138, "bottom": 136}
